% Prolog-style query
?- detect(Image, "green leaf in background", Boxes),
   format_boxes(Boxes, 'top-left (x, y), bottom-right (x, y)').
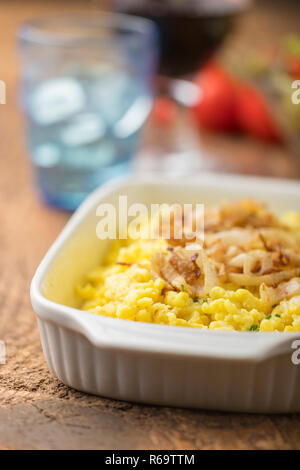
top-left (282, 34), bottom-right (300, 57)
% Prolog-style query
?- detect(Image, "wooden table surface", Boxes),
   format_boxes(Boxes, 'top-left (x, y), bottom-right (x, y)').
top-left (1, 0), bottom-right (300, 450)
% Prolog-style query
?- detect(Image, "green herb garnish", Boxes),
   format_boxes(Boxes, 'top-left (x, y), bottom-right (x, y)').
top-left (180, 284), bottom-right (185, 292)
top-left (266, 314), bottom-right (271, 319)
top-left (249, 324), bottom-right (259, 332)
top-left (275, 314), bottom-right (281, 318)
top-left (201, 298), bottom-right (208, 304)
top-left (193, 297), bottom-right (199, 303)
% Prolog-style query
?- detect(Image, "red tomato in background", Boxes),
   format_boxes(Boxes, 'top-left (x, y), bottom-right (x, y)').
top-left (235, 82), bottom-right (282, 143)
top-left (286, 57), bottom-right (300, 79)
top-left (151, 97), bottom-right (177, 126)
top-left (192, 62), bottom-right (282, 143)
top-left (192, 62), bottom-right (237, 132)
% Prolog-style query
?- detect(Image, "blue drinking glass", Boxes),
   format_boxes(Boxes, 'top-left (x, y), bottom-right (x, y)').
top-left (17, 12), bottom-right (158, 210)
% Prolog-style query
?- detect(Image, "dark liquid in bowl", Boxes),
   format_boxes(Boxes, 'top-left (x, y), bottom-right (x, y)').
top-left (116, 0), bottom-right (248, 76)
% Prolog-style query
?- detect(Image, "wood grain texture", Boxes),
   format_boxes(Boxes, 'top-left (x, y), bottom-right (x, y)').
top-left (0, 0), bottom-right (300, 450)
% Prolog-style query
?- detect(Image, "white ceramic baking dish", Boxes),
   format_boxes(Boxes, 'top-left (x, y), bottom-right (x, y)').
top-left (31, 174), bottom-right (300, 413)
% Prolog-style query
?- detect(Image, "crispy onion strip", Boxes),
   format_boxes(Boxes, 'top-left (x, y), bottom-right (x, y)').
top-left (260, 277), bottom-right (300, 304)
top-left (229, 269), bottom-right (300, 287)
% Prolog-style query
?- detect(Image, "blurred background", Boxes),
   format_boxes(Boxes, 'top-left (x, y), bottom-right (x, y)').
top-left (1, 0), bottom-right (300, 216)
